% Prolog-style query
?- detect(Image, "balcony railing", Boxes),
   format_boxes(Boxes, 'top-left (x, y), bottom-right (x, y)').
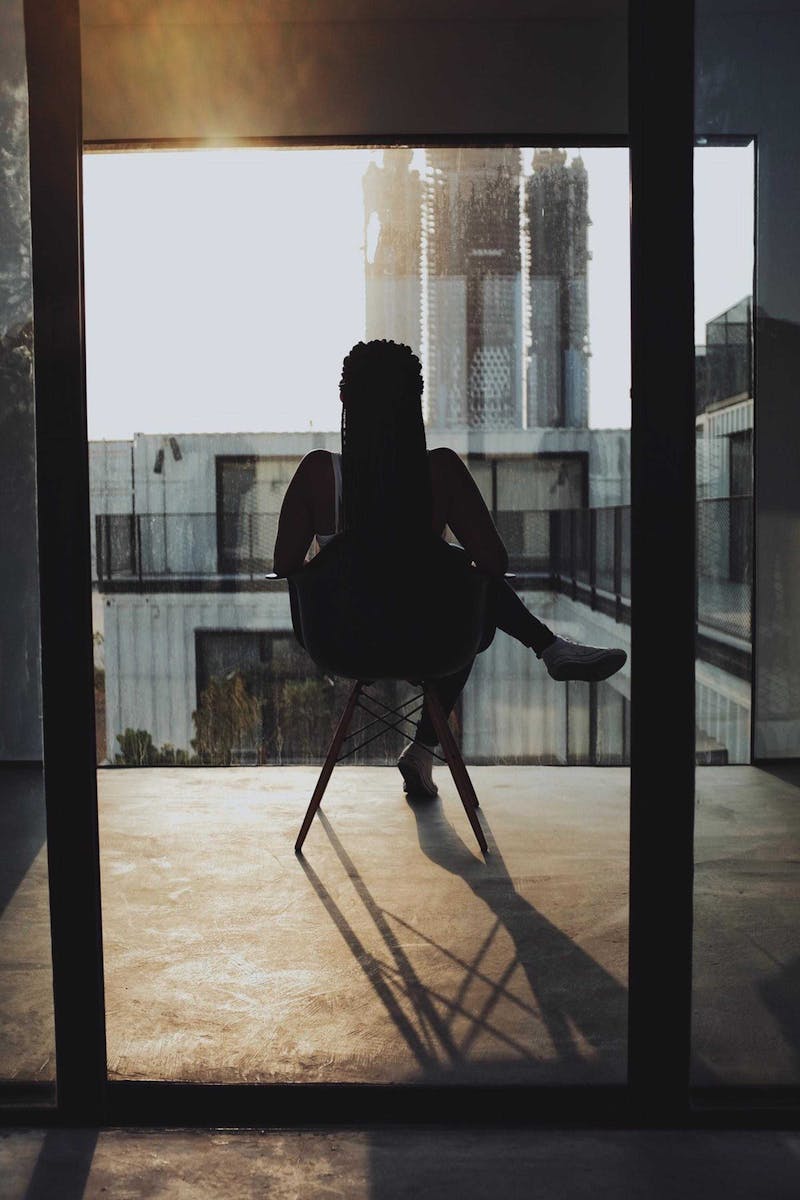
top-left (549, 506), bottom-right (632, 625)
top-left (95, 500), bottom-right (752, 646)
top-left (94, 511), bottom-right (279, 580)
top-left (696, 495), bottom-right (752, 645)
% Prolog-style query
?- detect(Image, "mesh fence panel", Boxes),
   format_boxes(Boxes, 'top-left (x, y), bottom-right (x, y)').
top-left (595, 508), bottom-right (616, 592)
top-left (574, 509), bottom-right (591, 586)
top-left (620, 508), bottom-right (631, 598)
top-left (697, 497), bottom-right (752, 641)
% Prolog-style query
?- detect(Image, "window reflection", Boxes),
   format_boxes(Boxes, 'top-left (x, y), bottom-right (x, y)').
top-left (87, 147), bottom-right (639, 769)
top-left (0, 0), bottom-right (55, 1096)
top-left (88, 145), bottom-right (634, 1088)
top-left (695, 293), bottom-right (754, 764)
top-left (86, 147), bottom-right (756, 770)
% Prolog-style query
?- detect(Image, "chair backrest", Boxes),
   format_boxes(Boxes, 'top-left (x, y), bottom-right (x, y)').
top-left (288, 533), bottom-right (490, 681)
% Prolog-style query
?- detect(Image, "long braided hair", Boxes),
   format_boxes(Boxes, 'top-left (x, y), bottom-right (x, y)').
top-left (339, 340), bottom-right (432, 542)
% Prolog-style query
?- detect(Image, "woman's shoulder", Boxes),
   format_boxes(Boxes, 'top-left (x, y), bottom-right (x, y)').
top-left (428, 445), bottom-right (461, 471)
top-left (300, 448), bottom-right (335, 466)
top-left (288, 449), bottom-right (335, 498)
top-left (428, 445), bottom-right (468, 483)
top-left (297, 447), bottom-right (336, 475)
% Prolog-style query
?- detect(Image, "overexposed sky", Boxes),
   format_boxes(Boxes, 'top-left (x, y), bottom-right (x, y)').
top-left (82, 144), bottom-right (753, 441)
top-left (83, 147), bottom-right (373, 439)
top-left (694, 144), bottom-right (755, 340)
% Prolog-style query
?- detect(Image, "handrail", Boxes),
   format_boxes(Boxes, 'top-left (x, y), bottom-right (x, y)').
top-left (93, 500), bottom-right (753, 645)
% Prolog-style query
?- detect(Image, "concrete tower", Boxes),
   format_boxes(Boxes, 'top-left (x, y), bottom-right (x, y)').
top-left (425, 148), bottom-right (523, 430)
top-left (526, 149), bottom-right (590, 428)
top-left (363, 149), bottom-right (423, 358)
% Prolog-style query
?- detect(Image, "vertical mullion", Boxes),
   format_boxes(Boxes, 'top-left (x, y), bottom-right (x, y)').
top-left (25, 0), bottom-right (108, 1121)
top-left (628, 1), bottom-right (696, 1114)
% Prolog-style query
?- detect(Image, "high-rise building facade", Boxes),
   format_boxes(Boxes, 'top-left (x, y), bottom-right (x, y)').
top-left (425, 148), bottom-right (523, 430)
top-left (361, 147), bottom-right (590, 432)
top-left (526, 149), bottom-right (590, 428)
top-left (363, 149), bottom-right (423, 358)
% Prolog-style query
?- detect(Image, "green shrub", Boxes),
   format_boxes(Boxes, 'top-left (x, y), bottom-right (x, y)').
top-left (191, 672), bottom-right (261, 766)
top-left (114, 727), bottom-right (158, 766)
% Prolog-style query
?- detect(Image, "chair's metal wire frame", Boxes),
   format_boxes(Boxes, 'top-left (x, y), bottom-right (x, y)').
top-left (294, 681), bottom-right (487, 856)
top-left (337, 690), bottom-right (432, 762)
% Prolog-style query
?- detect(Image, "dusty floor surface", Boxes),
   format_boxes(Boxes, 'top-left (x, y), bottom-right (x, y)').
top-left (1, 764), bottom-right (798, 1086)
top-left (2, 1127), bottom-right (800, 1200)
top-left (97, 765), bottom-right (630, 1086)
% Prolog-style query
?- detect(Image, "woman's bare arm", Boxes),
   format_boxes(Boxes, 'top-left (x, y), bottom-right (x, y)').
top-left (273, 452), bottom-right (323, 576)
top-left (433, 447), bottom-right (509, 576)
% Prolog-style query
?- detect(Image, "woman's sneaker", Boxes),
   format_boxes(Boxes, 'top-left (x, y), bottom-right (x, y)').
top-left (397, 741), bottom-right (438, 798)
top-left (541, 635), bottom-right (627, 683)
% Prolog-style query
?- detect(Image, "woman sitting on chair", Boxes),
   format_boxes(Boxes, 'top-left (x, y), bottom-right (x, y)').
top-left (273, 339), bottom-right (626, 798)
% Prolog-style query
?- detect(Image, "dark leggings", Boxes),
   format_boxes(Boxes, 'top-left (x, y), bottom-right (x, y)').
top-left (415, 573), bottom-right (555, 746)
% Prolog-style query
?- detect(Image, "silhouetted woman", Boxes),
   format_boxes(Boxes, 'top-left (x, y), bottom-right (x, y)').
top-left (274, 340), bottom-right (626, 797)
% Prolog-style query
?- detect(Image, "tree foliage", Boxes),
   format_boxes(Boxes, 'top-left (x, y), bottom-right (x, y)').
top-left (191, 671), bottom-right (261, 766)
top-left (114, 727), bottom-right (190, 766)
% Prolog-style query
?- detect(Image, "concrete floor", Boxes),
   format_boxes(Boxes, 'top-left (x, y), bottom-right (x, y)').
top-left (1, 764), bottom-right (799, 1087)
top-left (99, 765), bottom-right (630, 1086)
top-left (0, 767), bottom-right (54, 1086)
top-left (2, 1127), bottom-right (800, 1199)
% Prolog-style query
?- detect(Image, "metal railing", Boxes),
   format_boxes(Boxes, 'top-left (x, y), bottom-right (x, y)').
top-left (95, 512), bottom-right (279, 581)
top-left (548, 499), bottom-right (751, 644)
top-left (696, 495), bottom-right (752, 643)
top-left (548, 506), bottom-right (631, 625)
top-left (95, 501), bottom-right (752, 645)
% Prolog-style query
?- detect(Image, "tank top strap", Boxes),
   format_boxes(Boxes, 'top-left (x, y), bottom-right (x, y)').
top-left (331, 451), bottom-right (342, 532)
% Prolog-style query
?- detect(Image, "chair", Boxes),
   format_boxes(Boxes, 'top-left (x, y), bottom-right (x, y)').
top-left (274, 533), bottom-right (492, 856)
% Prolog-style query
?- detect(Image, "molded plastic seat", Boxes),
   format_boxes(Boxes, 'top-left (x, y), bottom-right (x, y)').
top-left (287, 532), bottom-right (492, 682)
top-left (283, 532), bottom-right (491, 856)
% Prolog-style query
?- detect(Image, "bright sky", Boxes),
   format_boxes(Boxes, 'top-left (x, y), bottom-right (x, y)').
top-left (693, 144), bottom-right (755, 340)
top-left (82, 144), bottom-right (753, 441)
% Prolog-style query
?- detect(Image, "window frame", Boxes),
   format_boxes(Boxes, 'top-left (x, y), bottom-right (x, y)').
top-left (13, 0), bottom-right (794, 1131)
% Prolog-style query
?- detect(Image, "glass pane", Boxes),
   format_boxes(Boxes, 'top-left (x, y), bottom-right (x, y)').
top-left (694, 0), bottom-right (800, 1088)
top-left (694, 161), bottom-right (754, 767)
top-left (0, 0), bottom-right (55, 1099)
top-left (85, 145), bottom-right (630, 1086)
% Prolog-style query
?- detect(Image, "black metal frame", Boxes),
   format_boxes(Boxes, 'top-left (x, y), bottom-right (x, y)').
top-left (86, 134), bottom-right (631, 153)
top-left (22, 0), bottom-right (107, 1125)
top-left (627, 0), bottom-right (697, 1118)
top-left (9, 0), bottom-right (797, 1131)
top-left (749, 138), bottom-right (759, 768)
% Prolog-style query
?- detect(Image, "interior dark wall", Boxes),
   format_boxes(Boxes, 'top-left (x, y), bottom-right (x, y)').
top-left (696, 2), bottom-right (800, 758)
top-left (79, 0), bottom-right (627, 141)
top-left (0, 3), bottom-right (42, 760)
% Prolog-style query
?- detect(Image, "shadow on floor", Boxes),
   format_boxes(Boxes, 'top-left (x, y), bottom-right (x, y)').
top-left (23, 1129), bottom-right (97, 1200)
top-left (755, 761), bottom-right (800, 790)
top-left (365, 1128), bottom-right (800, 1200)
top-left (408, 796), bottom-right (628, 1081)
top-left (760, 954), bottom-right (800, 1079)
top-left (298, 798), bottom-right (627, 1084)
top-left (0, 765), bottom-right (46, 920)
top-left (3, 1128), bottom-right (800, 1200)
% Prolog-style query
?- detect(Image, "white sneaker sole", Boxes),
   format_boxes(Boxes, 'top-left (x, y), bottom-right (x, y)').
top-left (397, 756), bottom-right (438, 798)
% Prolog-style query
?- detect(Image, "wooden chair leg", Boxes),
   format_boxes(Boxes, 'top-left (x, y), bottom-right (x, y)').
top-left (425, 687), bottom-right (488, 856)
top-left (295, 680), bottom-right (363, 854)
